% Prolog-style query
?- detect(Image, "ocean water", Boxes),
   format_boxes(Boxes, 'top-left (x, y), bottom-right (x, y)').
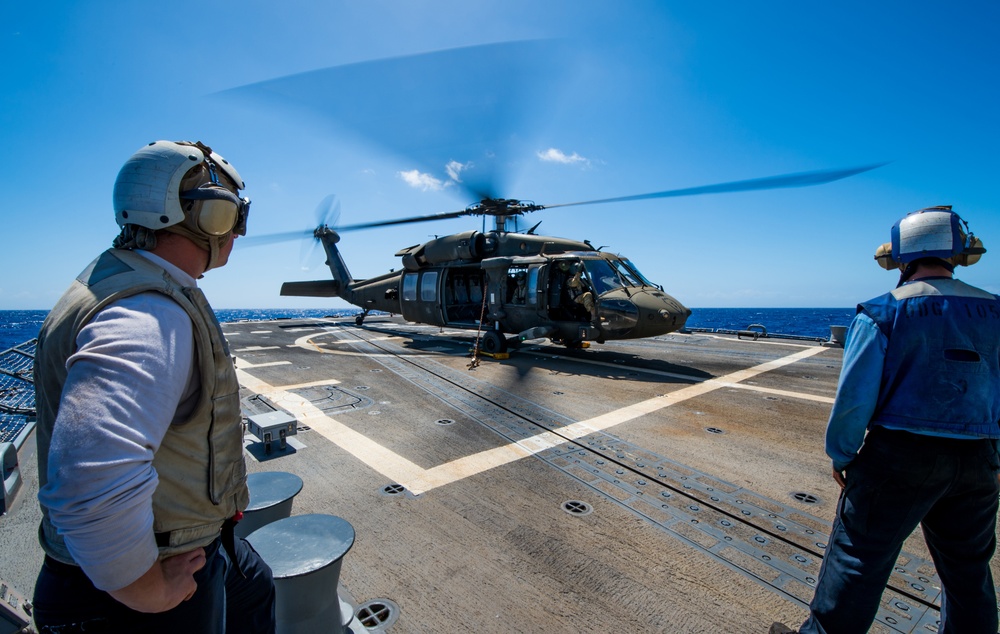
top-left (684, 307), bottom-right (855, 339)
top-left (0, 307), bottom-right (854, 352)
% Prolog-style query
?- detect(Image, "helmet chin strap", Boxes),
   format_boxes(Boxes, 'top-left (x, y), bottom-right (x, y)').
top-left (896, 258), bottom-right (955, 288)
top-left (163, 223), bottom-right (230, 273)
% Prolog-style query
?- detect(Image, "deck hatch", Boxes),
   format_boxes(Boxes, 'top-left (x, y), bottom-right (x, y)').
top-left (355, 598), bottom-right (400, 630)
top-left (561, 500), bottom-right (593, 516)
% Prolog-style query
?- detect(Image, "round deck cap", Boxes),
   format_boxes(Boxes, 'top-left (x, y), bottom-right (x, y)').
top-left (246, 472), bottom-right (304, 512)
top-left (247, 514), bottom-right (355, 578)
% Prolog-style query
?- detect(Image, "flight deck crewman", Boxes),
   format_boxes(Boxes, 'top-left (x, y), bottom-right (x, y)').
top-left (771, 206), bottom-right (1000, 634)
top-left (558, 260), bottom-right (596, 319)
top-left (31, 141), bottom-right (276, 633)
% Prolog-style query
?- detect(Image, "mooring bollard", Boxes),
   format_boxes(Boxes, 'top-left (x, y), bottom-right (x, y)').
top-left (247, 514), bottom-right (356, 634)
top-left (828, 325), bottom-right (847, 346)
top-left (0, 442), bottom-right (22, 515)
top-left (236, 471), bottom-right (304, 539)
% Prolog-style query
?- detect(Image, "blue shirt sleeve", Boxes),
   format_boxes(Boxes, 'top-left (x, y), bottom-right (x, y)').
top-left (825, 312), bottom-right (886, 471)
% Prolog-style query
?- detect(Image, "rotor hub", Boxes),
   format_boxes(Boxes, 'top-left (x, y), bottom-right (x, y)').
top-left (466, 198), bottom-right (544, 217)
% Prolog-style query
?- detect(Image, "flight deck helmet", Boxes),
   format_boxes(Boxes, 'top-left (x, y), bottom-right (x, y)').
top-left (874, 206), bottom-right (985, 271)
top-left (112, 140), bottom-right (251, 270)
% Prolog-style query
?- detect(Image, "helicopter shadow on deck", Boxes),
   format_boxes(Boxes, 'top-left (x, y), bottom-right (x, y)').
top-left (508, 345), bottom-right (714, 386)
top-left (333, 319), bottom-right (715, 387)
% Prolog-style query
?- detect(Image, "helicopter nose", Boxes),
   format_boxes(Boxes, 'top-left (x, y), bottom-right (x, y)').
top-left (658, 305), bottom-right (691, 329)
top-left (625, 290), bottom-right (690, 333)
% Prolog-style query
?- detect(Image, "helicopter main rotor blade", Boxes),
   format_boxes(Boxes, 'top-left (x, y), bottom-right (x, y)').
top-left (543, 163), bottom-right (887, 210)
top-left (240, 195), bottom-right (344, 250)
top-left (335, 208), bottom-right (471, 232)
top-left (239, 229), bottom-right (316, 247)
top-left (216, 41), bottom-right (569, 205)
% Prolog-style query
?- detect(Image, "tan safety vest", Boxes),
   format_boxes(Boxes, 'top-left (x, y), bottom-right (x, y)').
top-left (35, 249), bottom-right (249, 562)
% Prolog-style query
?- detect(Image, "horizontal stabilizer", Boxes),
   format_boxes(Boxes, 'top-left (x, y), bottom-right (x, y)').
top-left (280, 280), bottom-right (341, 297)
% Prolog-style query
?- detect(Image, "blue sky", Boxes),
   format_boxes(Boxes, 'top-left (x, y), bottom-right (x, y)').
top-left (2, 1), bottom-right (997, 310)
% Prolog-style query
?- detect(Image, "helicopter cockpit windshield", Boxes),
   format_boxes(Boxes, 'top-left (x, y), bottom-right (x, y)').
top-left (616, 259), bottom-right (659, 289)
top-left (577, 258), bottom-right (660, 296)
top-left (581, 259), bottom-right (626, 295)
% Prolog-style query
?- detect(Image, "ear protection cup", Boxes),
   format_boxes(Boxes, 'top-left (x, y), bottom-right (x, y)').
top-left (180, 184), bottom-right (247, 236)
top-left (952, 236), bottom-right (985, 267)
top-left (874, 242), bottom-right (900, 270)
top-left (193, 198), bottom-right (239, 236)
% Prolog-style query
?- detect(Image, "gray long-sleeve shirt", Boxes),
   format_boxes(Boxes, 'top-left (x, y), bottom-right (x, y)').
top-left (38, 251), bottom-right (200, 591)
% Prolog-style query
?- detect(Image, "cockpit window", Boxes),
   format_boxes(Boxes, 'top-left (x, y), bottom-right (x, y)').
top-left (610, 260), bottom-right (642, 286)
top-left (619, 259), bottom-right (658, 288)
top-left (582, 259), bottom-right (625, 295)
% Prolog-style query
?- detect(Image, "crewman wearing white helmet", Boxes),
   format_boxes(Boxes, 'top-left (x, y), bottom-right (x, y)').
top-left (772, 207), bottom-right (1000, 634)
top-left (31, 141), bottom-right (276, 632)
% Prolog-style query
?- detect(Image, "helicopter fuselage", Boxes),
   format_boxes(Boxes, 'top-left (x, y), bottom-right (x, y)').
top-left (281, 227), bottom-right (691, 351)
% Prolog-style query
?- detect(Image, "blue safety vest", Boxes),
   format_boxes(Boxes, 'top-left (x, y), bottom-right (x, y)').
top-left (859, 277), bottom-right (1000, 438)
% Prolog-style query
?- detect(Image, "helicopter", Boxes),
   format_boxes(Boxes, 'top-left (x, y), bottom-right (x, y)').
top-left (223, 42), bottom-right (882, 353)
top-left (277, 165), bottom-right (880, 354)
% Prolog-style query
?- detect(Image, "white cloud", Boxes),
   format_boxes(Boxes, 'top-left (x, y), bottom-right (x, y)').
top-left (537, 147), bottom-right (589, 166)
top-left (398, 169), bottom-right (445, 191)
top-left (445, 160), bottom-right (470, 183)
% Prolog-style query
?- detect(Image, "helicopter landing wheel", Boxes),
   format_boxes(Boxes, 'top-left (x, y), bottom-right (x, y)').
top-left (481, 330), bottom-right (508, 355)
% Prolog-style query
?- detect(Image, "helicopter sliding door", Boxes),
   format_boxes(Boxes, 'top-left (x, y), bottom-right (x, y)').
top-left (444, 267), bottom-right (484, 325)
top-left (399, 270), bottom-right (448, 326)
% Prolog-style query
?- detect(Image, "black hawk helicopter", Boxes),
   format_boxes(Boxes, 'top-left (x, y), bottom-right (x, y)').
top-left (224, 42), bottom-right (882, 353)
top-left (276, 165), bottom-right (879, 354)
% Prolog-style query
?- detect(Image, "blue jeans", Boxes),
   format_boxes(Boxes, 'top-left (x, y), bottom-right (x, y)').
top-left (801, 427), bottom-right (1000, 634)
top-left (32, 536), bottom-right (275, 633)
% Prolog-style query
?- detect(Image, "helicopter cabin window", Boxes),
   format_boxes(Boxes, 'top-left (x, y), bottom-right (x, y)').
top-left (526, 267), bottom-right (539, 305)
top-left (402, 273), bottom-right (419, 301)
top-left (421, 271), bottom-right (439, 301)
top-left (506, 266), bottom-right (529, 304)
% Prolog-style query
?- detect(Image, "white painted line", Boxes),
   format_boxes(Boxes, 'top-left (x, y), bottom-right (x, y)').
top-left (724, 382), bottom-right (834, 404)
top-left (290, 332), bottom-right (398, 353)
top-left (564, 346), bottom-right (829, 434)
top-left (237, 361), bottom-right (292, 369)
top-left (233, 346), bottom-right (282, 352)
top-left (529, 346), bottom-right (833, 403)
top-left (235, 365), bottom-right (424, 486)
top-left (274, 378), bottom-right (343, 391)
top-left (235, 346), bottom-right (830, 496)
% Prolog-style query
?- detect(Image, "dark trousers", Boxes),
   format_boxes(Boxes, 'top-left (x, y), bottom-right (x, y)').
top-left (801, 427), bottom-right (1000, 634)
top-left (32, 536), bottom-right (275, 634)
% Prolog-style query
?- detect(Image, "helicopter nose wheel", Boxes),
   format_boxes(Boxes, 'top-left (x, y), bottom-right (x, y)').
top-left (481, 330), bottom-right (508, 354)
top-left (355, 309), bottom-right (370, 326)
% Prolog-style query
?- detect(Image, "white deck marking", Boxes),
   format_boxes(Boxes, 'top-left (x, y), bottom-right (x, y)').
top-left (235, 345), bottom-right (829, 495)
top-left (236, 360), bottom-right (292, 369)
top-left (233, 345), bottom-right (281, 352)
top-left (274, 378), bottom-right (343, 391)
top-left (236, 368), bottom-right (425, 486)
top-left (724, 382), bottom-right (834, 404)
top-left (528, 346), bottom-right (833, 403)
